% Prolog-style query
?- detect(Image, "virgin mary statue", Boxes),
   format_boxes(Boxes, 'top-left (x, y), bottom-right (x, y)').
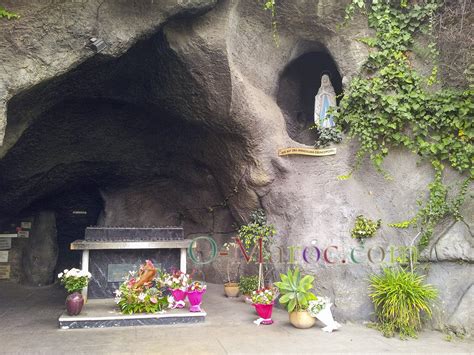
top-left (314, 74), bottom-right (337, 128)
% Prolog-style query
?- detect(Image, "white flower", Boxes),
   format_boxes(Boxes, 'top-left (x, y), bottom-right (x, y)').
top-left (67, 268), bottom-right (80, 277)
top-left (138, 293), bottom-right (146, 302)
top-left (114, 297), bottom-right (121, 304)
top-left (114, 290), bottom-right (122, 297)
top-left (58, 272), bottom-right (63, 278)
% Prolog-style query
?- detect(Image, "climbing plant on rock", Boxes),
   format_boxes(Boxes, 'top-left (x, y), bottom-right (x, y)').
top-left (337, 0), bottom-right (472, 177)
top-left (335, 0), bottom-right (473, 249)
top-left (261, 0), bottom-right (279, 45)
top-left (260, 0), bottom-right (473, 249)
top-left (0, 6), bottom-right (19, 20)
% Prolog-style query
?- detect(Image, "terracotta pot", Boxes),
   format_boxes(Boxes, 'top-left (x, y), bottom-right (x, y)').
top-left (224, 282), bottom-right (239, 297)
top-left (66, 292), bottom-right (84, 316)
top-left (289, 310), bottom-right (315, 329)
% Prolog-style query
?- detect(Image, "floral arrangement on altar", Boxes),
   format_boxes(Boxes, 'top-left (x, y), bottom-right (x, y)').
top-left (187, 280), bottom-right (207, 312)
top-left (188, 281), bottom-right (206, 292)
top-left (163, 270), bottom-right (191, 291)
top-left (58, 268), bottom-right (92, 293)
top-left (251, 287), bottom-right (277, 305)
top-left (114, 260), bottom-right (169, 314)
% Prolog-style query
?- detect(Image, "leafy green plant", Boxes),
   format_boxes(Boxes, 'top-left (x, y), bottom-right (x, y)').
top-left (310, 125), bottom-right (343, 148)
top-left (336, 1), bottom-right (473, 249)
top-left (390, 162), bottom-right (471, 249)
top-left (0, 6), bottom-right (19, 20)
top-left (238, 209), bottom-right (276, 289)
top-left (274, 268), bottom-right (317, 312)
top-left (261, 0), bottom-right (278, 46)
top-left (351, 215), bottom-right (381, 241)
top-left (237, 209), bottom-right (276, 261)
top-left (369, 267), bottom-right (438, 339)
top-left (239, 275), bottom-right (260, 295)
top-left (222, 241), bottom-right (241, 283)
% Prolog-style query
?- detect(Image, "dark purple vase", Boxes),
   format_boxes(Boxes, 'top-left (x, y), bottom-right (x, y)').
top-left (66, 292), bottom-right (84, 316)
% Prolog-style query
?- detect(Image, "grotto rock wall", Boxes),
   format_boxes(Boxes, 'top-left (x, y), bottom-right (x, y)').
top-left (23, 210), bottom-right (58, 286)
top-left (0, 0), bottom-right (472, 333)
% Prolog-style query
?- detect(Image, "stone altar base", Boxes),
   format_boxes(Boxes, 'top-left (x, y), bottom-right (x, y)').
top-left (58, 299), bottom-right (206, 329)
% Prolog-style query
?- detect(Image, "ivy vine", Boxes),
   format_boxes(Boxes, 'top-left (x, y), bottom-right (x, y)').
top-left (389, 161), bottom-right (470, 249)
top-left (0, 6), bottom-right (19, 20)
top-left (336, 0), bottom-right (473, 249)
top-left (351, 215), bottom-right (382, 241)
top-left (261, 0), bottom-right (279, 46)
top-left (261, 0), bottom-right (473, 249)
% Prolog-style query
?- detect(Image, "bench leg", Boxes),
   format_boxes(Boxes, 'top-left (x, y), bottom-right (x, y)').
top-left (81, 250), bottom-right (89, 302)
top-left (180, 248), bottom-right (187, 273)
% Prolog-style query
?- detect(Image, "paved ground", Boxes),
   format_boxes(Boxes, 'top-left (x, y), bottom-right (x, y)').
top-left (0, 281), bottom-right (471, 354)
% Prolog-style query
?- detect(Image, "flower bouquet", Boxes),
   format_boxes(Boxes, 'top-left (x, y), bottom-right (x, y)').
top-left (163, 270), bottom-right (191, 309)
top-left (251, 287), bottom-right (278, 325)
top-left (308, 297), bottom-right (341, 332)
top-left (58, 268), bottom-right (92, 316)
top-left (58, 268), bottom-right (92, 293)
top-left (187, 281), bottom-right (206, 312)
top-left (115, 260), bottom-right (168, 314)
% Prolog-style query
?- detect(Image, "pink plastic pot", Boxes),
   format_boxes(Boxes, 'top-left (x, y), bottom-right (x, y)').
top-left (186, 289), bottom-right (206, 312)
top-left (170, 288), bottom-right (186, 308)
top-left (253, 302), bottom-right (274, 325)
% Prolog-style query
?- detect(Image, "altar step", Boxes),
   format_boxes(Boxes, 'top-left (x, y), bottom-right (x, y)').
top-left (58, 299), bottom-right (206, 329)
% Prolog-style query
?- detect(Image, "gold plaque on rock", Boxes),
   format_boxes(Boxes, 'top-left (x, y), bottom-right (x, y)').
top-left (278, 147), bottom-right (337, 156)
top-left (0, 264), bottom-right (11, 279)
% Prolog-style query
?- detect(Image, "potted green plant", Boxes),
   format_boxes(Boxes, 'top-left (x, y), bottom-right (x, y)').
top-left (58, 268), bottom-right (92, 316)
top-left (222, 241), bottom-right (241, 297)
top-left (369, 267), bottom-right (438, 339)
top-left (274, 268), bottom-right (317, 329)
top-left (237, 209), bottom-right (276, 289)
top-left (239, 275), bottom-right (259, 302)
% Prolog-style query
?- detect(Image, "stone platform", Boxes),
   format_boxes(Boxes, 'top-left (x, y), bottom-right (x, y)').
top-left (58, 299), bottom-right (206, 329)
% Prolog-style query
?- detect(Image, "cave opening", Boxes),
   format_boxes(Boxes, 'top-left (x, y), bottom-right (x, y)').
top-left (277, 51), bottom-right (343, 145)
top-left (0, 30), bottom-right (243, 286)
top-left (40, 185), bottom-right (104, 278)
